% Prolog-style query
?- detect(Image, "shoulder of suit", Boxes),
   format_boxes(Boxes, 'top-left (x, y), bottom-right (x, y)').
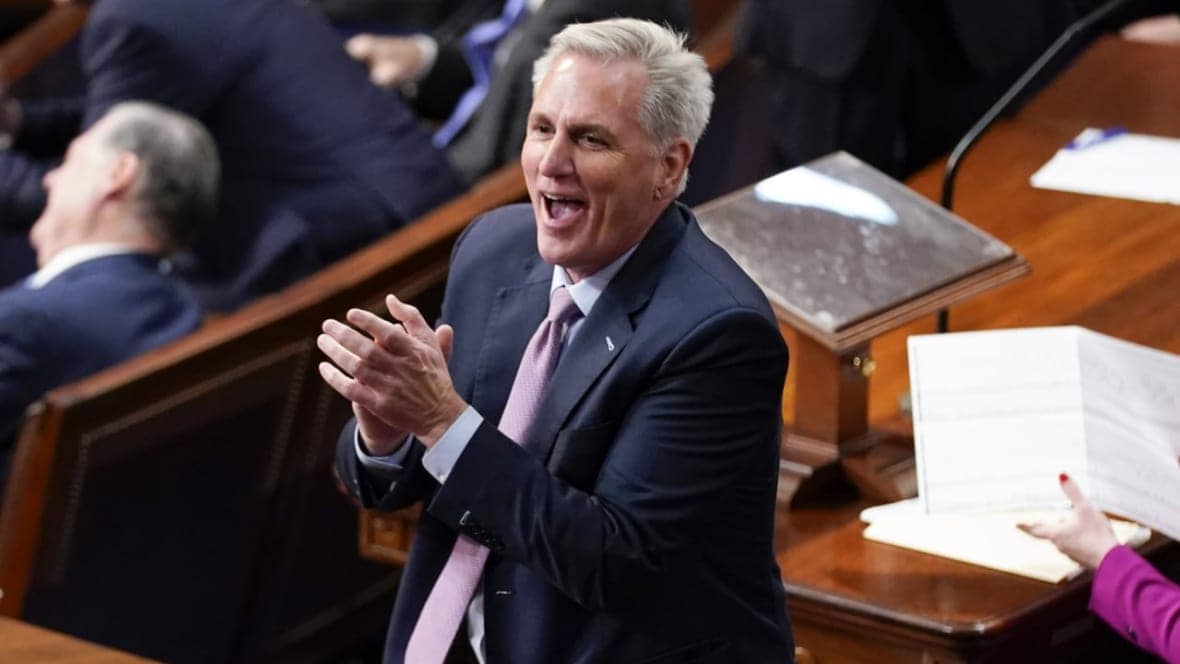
top-left (456, 203), bottom-right (537, 257)
top-left (0, 289), bottom-right (53, 348)
top-left (668, 218), bottom-right (774, 312)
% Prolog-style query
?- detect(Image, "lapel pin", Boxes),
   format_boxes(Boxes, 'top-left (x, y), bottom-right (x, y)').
top-left (605, 336), bottom-right (615, 352)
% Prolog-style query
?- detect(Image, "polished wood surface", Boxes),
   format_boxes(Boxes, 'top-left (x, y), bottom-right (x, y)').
top-left (779, 35), bottom-right (1180, 663)
top-left (0, 617), bottom-right (155, 663)
top-left (864, 36), bottom-right (1180, 426)
top-left (695, 152), bottom-right (1029, 352)
top-left (0, 2), bottom-right (86, 84)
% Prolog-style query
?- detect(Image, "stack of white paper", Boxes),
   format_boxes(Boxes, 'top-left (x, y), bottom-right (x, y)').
top-left (1030, 128), bottom-right (1180, 204)
top-left (863, 326), bottom-right (1180, 583)
top-left (861, 499), bottom-right (1150, 583)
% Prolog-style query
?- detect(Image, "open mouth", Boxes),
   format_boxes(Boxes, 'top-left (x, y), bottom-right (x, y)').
top-left (542, 193), bottom-right (587, 226)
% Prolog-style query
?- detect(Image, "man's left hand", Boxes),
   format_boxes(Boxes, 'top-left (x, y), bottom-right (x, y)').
top-left (317, 294), bottom-right (467, 447)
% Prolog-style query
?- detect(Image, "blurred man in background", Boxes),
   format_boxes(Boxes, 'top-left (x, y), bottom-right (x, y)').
top-left (0, 101), bottom-right (215, 484)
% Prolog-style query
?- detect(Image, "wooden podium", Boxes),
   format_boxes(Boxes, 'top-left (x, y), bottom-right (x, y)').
top-left (695, 152), bottom-right (1030, 505)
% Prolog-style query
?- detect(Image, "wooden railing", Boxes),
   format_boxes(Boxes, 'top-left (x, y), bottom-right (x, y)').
top-left (0, 2), bottom-right (86, 84)
top-left (0, 162), bottom-right (526, 662)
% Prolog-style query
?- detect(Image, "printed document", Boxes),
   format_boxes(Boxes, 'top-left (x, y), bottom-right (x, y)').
top-left (909, 326), bottom-right (1180, 541)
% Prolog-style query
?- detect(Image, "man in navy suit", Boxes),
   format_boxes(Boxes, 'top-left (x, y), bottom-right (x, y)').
top-left (0, 101), bottom-right (212, 485)
top-left (0, 0), bottom-right (462, 309)
top-left (319, 19), bottom-right (794, 664)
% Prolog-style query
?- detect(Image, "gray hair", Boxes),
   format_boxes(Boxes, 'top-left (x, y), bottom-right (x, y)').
top-left (97, 101), bottom-right (220, 252)
top-left (532, 18), bottom-right (713, 195)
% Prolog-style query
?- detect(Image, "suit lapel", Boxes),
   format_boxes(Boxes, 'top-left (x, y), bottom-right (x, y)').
top-left (523, 203), bottom-right (689, 462)
top-left (470, 256), bottom-right (551, 426)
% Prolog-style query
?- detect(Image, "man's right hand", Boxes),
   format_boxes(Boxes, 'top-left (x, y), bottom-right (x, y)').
top-left (345, 34), bottom-right (428, 88)
top-left (318, 297), bottom-right (457, 456)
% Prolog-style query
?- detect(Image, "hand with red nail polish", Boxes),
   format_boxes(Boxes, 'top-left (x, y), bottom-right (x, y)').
top-left (1017, 473), bottom-right (1119, 569)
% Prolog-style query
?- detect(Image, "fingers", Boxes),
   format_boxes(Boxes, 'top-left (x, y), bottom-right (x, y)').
top-left (437, 324), bottom-right (454, 362)
top-left (347, 308), bottom-right (414, 351)
top-left (369, 61), bottom-right (402, 87)
top-left (1017, 521), bottom-right (1055, 540)
top-left (1058, 472), bottom-right (1090, 510)
top-left (318, 361), bottom-right (377, 409)
top-left (328, 299), bottom-right (445, 359)
top-left (386, 294), bottom-right (434, 343)
top-left (345, 34), bottom-right (376, 61)
top-left (320, 318), bottom-right (375, 358)
top-left (318, 318), bottom-right (401, 383)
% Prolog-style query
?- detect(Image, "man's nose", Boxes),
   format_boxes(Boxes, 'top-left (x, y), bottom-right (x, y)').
top-left (538, 135), bottom-right (574, 178)
top-left (42, 168), bottom-right (58, 191)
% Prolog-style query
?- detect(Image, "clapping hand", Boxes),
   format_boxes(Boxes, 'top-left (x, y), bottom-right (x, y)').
top-left (317, 294), bottom-right (466, 452)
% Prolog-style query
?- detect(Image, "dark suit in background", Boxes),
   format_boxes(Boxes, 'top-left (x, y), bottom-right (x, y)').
top-left (0, 0), bottom-right (462, 309)
top-left (734, 0), bottom-right (1088, 178)
top-left (439, 0), bottom-right (690, 184)
top-left (0, 253), bottom-right (201, 484)
top-left (337, 203), bottom-right (793, 663)
top-left (311, 0), bottom-right (472, 33)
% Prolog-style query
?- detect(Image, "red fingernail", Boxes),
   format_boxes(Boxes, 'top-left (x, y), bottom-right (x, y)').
top-left (1059, 472), bottom-right (1069, 483)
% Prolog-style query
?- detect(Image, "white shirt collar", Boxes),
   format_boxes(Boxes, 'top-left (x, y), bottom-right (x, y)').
top-left (549, 244), bottom-right (639, 318)
top-left (27, 244), bottom-right (152, 289)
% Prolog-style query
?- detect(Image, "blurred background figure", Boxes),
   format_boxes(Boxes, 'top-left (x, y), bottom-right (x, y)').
top-left (0, 101), bottom-right (215, 485)
top-left (343, 0), bottom-right (690, 185)
top-left (0, 0), bottom-right (462, 310)
top-left (1021, 474), bottom-right (1180, 663)
top-left (310, 0), bottom-right (474, 35)
top-left (733, 0), bottom-right (1091, 180)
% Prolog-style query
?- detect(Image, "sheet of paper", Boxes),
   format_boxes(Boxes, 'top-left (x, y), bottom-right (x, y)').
top-left (909, 327), bottom-right (1089, 513)
top-left (1078, 330), bottom-right (1180, 541)
top-left (910, 326), bottom-right (1180, 542)
top-left (859, 497), bottom-right (922, 523)
top-left (1030, 129), bottom-right (1180, 204)
top-left (863, 510), bottom-right (1151, 583)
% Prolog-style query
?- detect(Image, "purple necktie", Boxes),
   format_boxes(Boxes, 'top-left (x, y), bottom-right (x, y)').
top-left (432, 0), bottom-right (530, 148)
top-left (404, 286), bottom-right (580, 663)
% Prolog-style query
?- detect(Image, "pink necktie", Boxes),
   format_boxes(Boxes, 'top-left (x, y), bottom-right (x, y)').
top-left (404, 286), bottom-right (580, 663)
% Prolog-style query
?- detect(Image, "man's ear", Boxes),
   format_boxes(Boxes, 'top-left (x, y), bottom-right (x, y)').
top-left (655, 138), bottom-right (692, 201)
top-left (103, 152), bottom-right (140, 200)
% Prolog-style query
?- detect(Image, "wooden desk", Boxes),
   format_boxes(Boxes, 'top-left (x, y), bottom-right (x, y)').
top-left (780, 35), bottom-right (1180, 663)
top-left (0, 617), bottom-right (154, 663)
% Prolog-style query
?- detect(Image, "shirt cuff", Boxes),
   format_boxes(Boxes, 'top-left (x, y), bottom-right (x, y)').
top-left (355, 428), bottom-right (412, 472)
top-left (422, 405), bottom-right (483, 484)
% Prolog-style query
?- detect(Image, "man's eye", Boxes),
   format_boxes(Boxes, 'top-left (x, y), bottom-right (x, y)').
top-left (581, 134), bottom-right (606, 147)
top-left (531, 123), bottom-right (553, 135)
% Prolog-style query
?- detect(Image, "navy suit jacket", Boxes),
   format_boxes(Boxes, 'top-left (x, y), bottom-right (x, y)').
top-left (337, 203), bottom-right (794, 663)
top-left (0, 253), bottom-right (202, 482)
top-left (0, 0), bottom-right (462, 310)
